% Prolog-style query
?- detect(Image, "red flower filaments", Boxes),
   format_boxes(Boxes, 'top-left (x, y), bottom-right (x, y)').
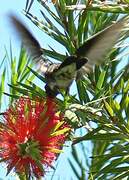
top-left (0, 97), bottom-right (69, 178)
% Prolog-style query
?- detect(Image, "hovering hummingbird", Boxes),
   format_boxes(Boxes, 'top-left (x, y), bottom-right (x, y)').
top-left (10, 15), bottom-right (129, 97)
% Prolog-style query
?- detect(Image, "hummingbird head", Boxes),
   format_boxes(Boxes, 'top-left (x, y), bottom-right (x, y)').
top-left (76, 57), bottom-right (88, 70)
top-left (58, 55), bottom-right (88, 71)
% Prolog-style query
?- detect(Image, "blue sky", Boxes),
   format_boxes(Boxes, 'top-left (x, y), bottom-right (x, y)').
top-left (0, 1), bottom-right (27, 177)
top-left (0, 0), bottom-right (24, 56)
top-left (0, 0), bottom-right (67, 58)
top-left (0, 0), bottom-right (53, 57)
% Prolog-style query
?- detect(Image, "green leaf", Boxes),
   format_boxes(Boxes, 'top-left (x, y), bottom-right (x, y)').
top-left (96, 70), bottom-right (106, 93)
top-left (104, 101), bottom-right (114, 117)
top-left (0, 69), bottom-right (6, 109)
top-left (51, 127), bottom-right (70, 137)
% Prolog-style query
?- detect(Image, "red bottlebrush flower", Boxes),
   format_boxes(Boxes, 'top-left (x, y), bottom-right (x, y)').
top-left (0, 97), bottom-right (69, 178)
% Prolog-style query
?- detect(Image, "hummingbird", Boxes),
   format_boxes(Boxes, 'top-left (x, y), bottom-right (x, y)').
top-left (9, 15), bottom-right (129, 97)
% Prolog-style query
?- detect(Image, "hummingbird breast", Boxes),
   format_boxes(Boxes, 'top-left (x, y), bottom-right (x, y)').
top-left (45, 62), bottom-right (77, 92)
top-left (46, 71), bottom-right (76, 90)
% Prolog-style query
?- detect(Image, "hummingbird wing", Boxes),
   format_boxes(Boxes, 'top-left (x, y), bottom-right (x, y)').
top-left (9, 14), bottom-right (53, 74)
top-left (76, 16), bottom-right (129, 74)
